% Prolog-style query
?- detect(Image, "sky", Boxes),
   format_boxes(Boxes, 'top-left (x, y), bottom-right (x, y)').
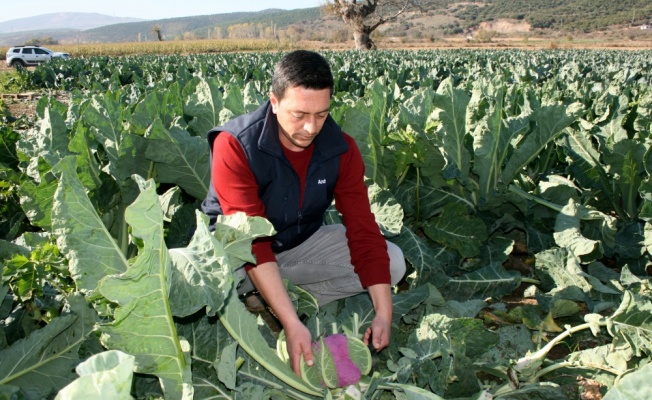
top-left (0, 0), bottom-right (323, 23)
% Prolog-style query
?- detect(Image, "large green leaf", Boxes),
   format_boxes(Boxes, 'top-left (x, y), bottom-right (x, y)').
top-left (19, 158), bottom-right (58, 230)
top-left (392, 173), bottom-right (453, 222)
top-left (0, 124), bottom-right (19, 171)
top-left (37, 105), bottom-right (70, 159)
top-left (51, 156), bottom-right (129, 294)
top-left (68, 123), bottom-right (103, 191)
top-left (130, 84), bottom-right (185, 136)
top-left (479, 324), bottom-right (534, 365)
top-left (144, 118), bottom-right (210, 200)
top-left (221, 78), bottom-right (246, 118)
top-left (0, 295), bottom-right (98, 399)
top-left (389, 88), bottom-right (436, 134)
top-left (603, 139), bottom-right (647, 221)
top-left (242, 80), bottom-right (266, 113)
top-left (415, 315), bottom-right (498, 359)
top-left (471, 81), bottom-right (530, 201)
top-left (168, 211), bottom-right (233, 318)
top-left (216, 340), bottom-right (238, 390)
top-left (341, 79), bottom-right (395, 187)
top-left (560, 126), bottom-right (629, 221)
top-left (566, 343), bottom-right (631, 381)
top-left (633, 88), bottom-right (651, 139)
top-left (593, 87), bottom-right (630, 144)
top-left (442, 263), bottom-right (521, 302)
top-left (174, 313), bottom-right (235, 397)
top-left (534, 248), bottom-right (592, 301)
top-left (212, 212), bottom-right (276, 268)
top-left (603, 362), bottom-right (652, 400)
top-left (561, 126), bottom-right (606, 190)
top-left (81, 93), bottom-right (151, 182)
top-left (175, 312), bottom-right (233, 367)
top-left (611, 291), bottom-right (652, 358)
top-left (554, 199), bottom-right (603, 261)
top-left (392, 284), bottom-right (432, 324)
top-left (423, 203), bottom-right (488, 258)
top-left (182, 76), bottom-right (224, 137)
top-left (55, 350), bottom-right (135, 400)
top-left (393, 383), bottom-right (446, 399)
top-left (221, 79), bottom-right (264, 118)
top-left (501, 102), bottom-right (584, 185)
top-left (16, 99), bottom-right (70, 168)
top-left (433, 77), bottom-right (471, 180)
top-left (405, 313), bottom-right (495, 396)
top-left (613, 221), bottom-right (647, 259)
top-left (218, 287), bottom-right (324, 396)
top-left (98, 175), bottom-right (193, 400)
top-left (367, 179), bottom-right (404, 236)
top-left (80, 93), bottom-right (125, 174)
top-left (336, 294), bottom-right (376, 338)
top-left (391, 226), bottom-right (450, 289)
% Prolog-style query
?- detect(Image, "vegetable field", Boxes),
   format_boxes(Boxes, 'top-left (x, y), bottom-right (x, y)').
top-left (1, 49), bottom-right (652, 399)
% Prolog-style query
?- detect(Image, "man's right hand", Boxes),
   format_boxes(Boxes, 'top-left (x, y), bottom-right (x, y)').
top-left (284, 319), bottom-right (314, 375)
top-left (246, 261), bottom-right (314, 375)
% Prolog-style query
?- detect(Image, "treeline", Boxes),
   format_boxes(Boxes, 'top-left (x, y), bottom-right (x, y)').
top-left (79, 12), bottom-right (255, 43)
top-left (450, 0), bottom-right (652, 31)
top-left (22, 36), bottom-right (58, 46)
top-left (67, 8), bottom-right (322, 43)
top-left (208, 8), bottom-right (322, 40)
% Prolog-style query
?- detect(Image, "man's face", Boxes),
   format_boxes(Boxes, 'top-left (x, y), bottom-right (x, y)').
top-left (270, 86), bottom-right (331, 152)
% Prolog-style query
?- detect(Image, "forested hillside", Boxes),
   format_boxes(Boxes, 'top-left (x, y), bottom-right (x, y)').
top-left (1, 0), bottom-right (651, 46)
top-left (0, 8), bottom-right (322, 45)
top-left (57, 0), bottom-right (652, 43)
top-left (449, 0), bottom-right (652, 31)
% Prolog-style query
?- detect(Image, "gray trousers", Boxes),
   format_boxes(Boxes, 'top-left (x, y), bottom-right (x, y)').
top-left (236, 224), bottom-right (406, 306)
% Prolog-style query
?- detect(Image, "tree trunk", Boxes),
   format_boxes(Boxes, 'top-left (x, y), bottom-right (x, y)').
top-left (353, 26), bottom-right (376, 50)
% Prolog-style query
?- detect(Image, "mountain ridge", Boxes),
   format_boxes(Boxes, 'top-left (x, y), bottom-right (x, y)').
top-left (0, 9), bottom-right (319, 46)
top-left (0, 12), bottom-right (144, 33)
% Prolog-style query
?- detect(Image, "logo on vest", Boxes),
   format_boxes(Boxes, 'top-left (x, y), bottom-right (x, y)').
top-left (317, 179), bottom-right (327, 185)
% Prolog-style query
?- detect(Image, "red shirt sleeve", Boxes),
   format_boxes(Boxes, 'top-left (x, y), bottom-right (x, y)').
top-left (335, 133), bottom-right (391, 287)
top-left (211, 133), bottom-right (276, 267)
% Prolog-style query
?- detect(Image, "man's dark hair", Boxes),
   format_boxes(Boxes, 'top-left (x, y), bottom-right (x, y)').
top-left (271, 50), bottom-right (334, 100)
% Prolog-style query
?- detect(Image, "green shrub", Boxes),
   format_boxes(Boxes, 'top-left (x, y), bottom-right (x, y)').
top-left (0, 70), bottom-right (28, 94)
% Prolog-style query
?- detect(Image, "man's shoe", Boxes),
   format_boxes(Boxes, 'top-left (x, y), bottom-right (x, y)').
top-left (242, 292), bottom-right (282, 334)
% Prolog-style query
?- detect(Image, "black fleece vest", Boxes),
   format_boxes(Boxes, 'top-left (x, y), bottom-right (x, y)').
top-left (201, 101), bottom-right (348, 253)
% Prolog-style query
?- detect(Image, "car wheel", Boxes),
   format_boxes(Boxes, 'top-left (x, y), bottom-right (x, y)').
top-left (11, 59), bottom-right (26, 69)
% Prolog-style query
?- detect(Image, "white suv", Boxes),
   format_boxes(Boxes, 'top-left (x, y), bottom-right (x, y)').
top-left (5, 45), bottom-right (71, 68)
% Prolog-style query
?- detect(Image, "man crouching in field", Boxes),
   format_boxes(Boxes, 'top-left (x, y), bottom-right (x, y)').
top-left (202, 49), bottom-right (406, 375)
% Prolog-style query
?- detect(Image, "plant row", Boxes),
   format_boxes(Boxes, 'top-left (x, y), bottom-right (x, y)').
top-left (1, 49), bottom-right (651, 399)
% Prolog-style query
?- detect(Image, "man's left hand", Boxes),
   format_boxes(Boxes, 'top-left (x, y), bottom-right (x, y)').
top-left (364, 313), bottom-right (391, 351)
top-left (365, 283), bottom-right (393, 351)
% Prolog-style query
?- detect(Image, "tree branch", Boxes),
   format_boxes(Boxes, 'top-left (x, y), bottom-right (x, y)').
top-left (325, 0), bottom-right (435, 50)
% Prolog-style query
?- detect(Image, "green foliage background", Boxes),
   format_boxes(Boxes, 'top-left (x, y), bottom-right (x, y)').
top-left (1, 49), bottom-right (652, 399)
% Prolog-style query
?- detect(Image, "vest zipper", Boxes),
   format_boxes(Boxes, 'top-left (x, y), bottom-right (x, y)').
top-left (283, 195), bottom-right (288, 223)
top-left (297, 210), bottom-right (302, 234)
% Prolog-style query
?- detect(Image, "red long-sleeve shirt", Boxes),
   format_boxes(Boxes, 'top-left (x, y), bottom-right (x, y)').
top-left (211, 131), bottom-right (390, 288)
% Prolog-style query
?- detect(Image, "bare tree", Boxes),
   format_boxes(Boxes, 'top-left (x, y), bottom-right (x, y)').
top-left (151, 25), bottom-right (163, 41)
top-left (324, 0), bottom-right (436, 50)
